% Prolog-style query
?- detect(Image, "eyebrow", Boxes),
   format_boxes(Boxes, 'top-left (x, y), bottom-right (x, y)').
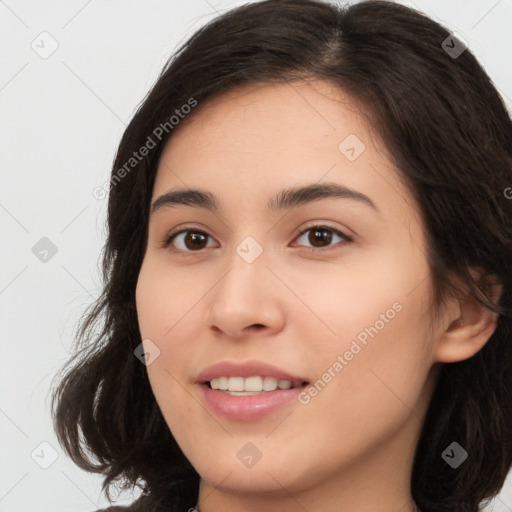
top-left (151, 182), bottom-right (378, 215)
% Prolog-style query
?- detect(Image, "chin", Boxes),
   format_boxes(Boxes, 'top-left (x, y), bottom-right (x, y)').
top-left (195, 454), bottom-right (318, 495)
top-left (200, 468), bottom-right (295, 494)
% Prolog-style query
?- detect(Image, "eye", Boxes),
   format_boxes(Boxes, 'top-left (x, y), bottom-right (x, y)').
top-left (292, 224), bottom-right (352, 250)
top-left (162, 224), bottom-right (352, 254)
top-left (163, 227), bottom-right (218, 252)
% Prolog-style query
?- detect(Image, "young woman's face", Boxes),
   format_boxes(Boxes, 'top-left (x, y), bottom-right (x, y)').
top-left (136, 80), bottom-right (445, 507)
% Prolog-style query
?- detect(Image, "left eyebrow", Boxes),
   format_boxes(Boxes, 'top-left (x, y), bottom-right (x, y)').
top-left (267, 182), bottom-right (378, 212)
top-left (150, 182), bottom-right (378, 215)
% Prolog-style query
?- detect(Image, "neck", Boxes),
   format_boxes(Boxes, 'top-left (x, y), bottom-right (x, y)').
top-left (194, 501), bottom-right (420, 512)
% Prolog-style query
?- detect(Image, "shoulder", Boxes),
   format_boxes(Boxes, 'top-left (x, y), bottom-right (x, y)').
top-left (91, 494), bottom-right (152, 512)
top-left (90, 490), bottom-right (193, 511)
top-left (93, 502), bottom-right (140, 511)
top-left (93, 507), bottom-right (132, 512)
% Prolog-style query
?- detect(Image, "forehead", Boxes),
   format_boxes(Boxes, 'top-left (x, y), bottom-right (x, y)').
top-left (152, 79), bottom-right (417, 226)
top-left (160, 79), bottom-right (375, 162)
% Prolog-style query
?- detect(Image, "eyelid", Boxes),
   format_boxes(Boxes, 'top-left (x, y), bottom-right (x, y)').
top-left (162, 222), bottom-right (352, 252)
top-left (291, 222), bottom-right (353, 250)
top-left (293, 221), bottom-right (352, 240)
top-left (162, 224), bottom-right (217, 250)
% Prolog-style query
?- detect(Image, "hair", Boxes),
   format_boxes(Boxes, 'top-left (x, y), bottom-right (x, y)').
top-left (50, 1), bottom-right (512, 511)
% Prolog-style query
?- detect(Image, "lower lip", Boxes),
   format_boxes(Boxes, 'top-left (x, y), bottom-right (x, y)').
top-left (200, 383), bottom-right (305, 421)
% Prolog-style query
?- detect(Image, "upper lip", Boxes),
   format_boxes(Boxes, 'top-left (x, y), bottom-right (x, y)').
top-left (196, 360), bottom-right (308, 387)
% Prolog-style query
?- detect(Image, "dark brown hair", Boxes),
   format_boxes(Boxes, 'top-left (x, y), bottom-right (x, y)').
top-left (51, 1), bottom-right (512, 511)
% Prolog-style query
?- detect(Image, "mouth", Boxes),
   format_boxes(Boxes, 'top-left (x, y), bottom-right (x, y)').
top-left (204, 376), bottom-right (309, 395)
top-left (196, 360), bottom-right (310, 421)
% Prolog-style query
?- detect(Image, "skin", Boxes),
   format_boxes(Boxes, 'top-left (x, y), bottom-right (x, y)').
top-left (135, 79), bottom-right (499, 512)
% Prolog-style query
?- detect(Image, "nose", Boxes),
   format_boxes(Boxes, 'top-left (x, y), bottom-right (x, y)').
top-left (206, 245), bottom-right (285, 340)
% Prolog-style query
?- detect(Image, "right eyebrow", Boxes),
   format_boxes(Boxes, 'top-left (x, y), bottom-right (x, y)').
top-left (151, 189), bottom-right (219, 214)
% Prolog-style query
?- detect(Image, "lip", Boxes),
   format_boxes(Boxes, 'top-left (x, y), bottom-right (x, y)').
top-left (196, 360), bottom-right (309, 421)
top-left (196, 360), bottom-right (307, 387)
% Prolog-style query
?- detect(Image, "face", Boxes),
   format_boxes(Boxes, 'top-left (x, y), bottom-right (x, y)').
top-left (135, 79), bottom-right (443, 506)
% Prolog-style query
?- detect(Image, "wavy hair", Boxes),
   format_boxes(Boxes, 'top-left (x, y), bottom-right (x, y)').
top-left (51, 1), bottom-right (512, 511)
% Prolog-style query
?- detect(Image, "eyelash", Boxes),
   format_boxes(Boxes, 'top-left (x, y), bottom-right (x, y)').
top-left (162, 224), bottom-right (353, 254)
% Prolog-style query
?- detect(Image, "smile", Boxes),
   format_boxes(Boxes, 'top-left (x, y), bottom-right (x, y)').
top-left (197, 361), bottom-right (309, 421)
top-left (209, 376), bottom-right (299, 394)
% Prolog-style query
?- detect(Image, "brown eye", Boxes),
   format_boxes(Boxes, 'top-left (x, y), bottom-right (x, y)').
top-left (165, 229), bottom-right (218, 251)
top-left (308, 228), bottom-right (333, 247)
top-left (294, 225), bottom-right (351, 250)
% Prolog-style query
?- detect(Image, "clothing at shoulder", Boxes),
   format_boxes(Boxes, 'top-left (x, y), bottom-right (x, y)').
top-left (91, 491), bottom-right (192, 512)
top-left (92, 494), bottom-right (150, 512)
top-left (94, 507), bottom-right (132, 512)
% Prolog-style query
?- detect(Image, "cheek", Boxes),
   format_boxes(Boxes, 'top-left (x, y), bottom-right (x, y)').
top-left (290, 246), bottom-right (429, 343)
top-left (291, 297), bottom-right (432, 476)
top-left (295, 247), bottom-right (433, 403)
top-left (135, 257), bottom-right (208, 397)
top-left (135, 257), bottom-right (206, 341)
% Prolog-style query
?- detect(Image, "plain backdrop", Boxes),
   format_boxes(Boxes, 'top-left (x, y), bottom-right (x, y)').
top-left (1, 1), bottom-right (511, 511)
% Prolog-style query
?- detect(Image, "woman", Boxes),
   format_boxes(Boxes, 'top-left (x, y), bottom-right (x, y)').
top-left (51, 1), bottom-right (512, 511)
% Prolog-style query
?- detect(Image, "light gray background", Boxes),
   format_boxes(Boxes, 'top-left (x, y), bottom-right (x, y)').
top-left (1, 1), bottom-right (511, 511)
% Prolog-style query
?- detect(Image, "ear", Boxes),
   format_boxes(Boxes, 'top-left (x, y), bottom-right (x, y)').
top-left (434, 271), bottom-right (502, 364)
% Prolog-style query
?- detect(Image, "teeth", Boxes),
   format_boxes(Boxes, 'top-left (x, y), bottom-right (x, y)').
top-left (245, 376), bottom-right (263, 391)
top-left (228, 376), bottom-right (244, 391)
top-left (278, 380), bottom-right (292, 389)
top-left (218, 377), bottom-right (228, 390)
top-left (209, 376), bottom-right (295, 392)
top-left (263, 376), bottom-right (278, 391)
